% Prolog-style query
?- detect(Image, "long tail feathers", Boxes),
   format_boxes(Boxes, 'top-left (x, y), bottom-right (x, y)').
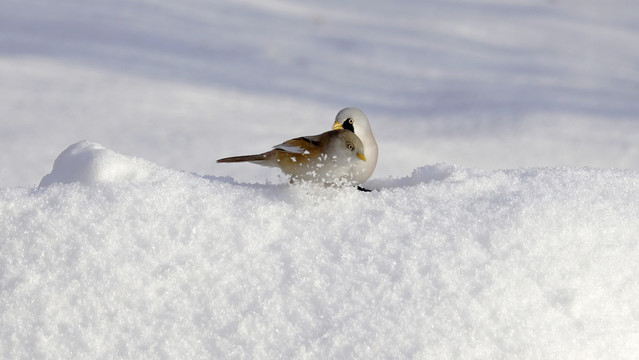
top-left (217, 153), bottom-right (268, 163)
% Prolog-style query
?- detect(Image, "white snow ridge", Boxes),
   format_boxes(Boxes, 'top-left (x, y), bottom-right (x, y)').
top-left (2, 142), bottom-right (639, 358)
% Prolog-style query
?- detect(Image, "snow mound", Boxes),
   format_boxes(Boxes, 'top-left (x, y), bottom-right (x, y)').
top-left (39, 141), bottom-right (172, 187)
top-left (2, 142), bottom-right (639, 359)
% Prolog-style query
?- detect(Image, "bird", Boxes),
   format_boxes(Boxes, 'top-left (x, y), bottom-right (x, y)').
top-left (331, 107), bottom-right (378, 184)
top-left (217, 128), bottom-right (368, 186)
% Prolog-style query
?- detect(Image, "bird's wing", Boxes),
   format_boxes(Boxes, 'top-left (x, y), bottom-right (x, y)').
top-left (272, 136), bottom-right (322, 155)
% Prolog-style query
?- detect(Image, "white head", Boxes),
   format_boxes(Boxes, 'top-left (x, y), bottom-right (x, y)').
top-left (331, 107), bottom-right (378, 183)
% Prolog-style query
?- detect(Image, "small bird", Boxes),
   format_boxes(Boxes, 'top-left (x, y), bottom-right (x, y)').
top-left (217, 129), bottom-right (368, 186)
top-left (331, 107), bottom-right (378, 184)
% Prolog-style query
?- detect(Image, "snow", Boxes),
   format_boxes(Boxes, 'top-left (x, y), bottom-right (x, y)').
top-left (3, 144), bottom-right (639, 358)
top-left (38, 141), bottom-right (170, 187)
top-left (2, 0), bottom-right (639, 358)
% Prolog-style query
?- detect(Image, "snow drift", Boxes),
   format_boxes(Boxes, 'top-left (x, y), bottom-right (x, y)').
top-left (2, 142), bottom-right (638, 358)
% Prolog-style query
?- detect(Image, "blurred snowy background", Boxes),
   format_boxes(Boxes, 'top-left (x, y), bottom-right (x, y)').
top-left (2, 0), bottom-right (638, 187)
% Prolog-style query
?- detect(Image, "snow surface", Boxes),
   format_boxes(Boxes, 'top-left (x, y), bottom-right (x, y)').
top-left (3, 141), bottom-right (639, 358)
top-left (2, 0), bottom-right (639, 358)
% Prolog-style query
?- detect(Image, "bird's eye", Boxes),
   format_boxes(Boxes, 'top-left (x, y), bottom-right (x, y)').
top-left (346, 142), bottom-right (354, 151)
top-left (347, 118), bottom-right (354, 124)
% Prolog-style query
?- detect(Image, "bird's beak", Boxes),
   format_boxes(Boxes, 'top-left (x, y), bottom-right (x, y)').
top-left (332, 120), bottom-right (343, 130)
top-left (357, 152), bottom-right (366, 162)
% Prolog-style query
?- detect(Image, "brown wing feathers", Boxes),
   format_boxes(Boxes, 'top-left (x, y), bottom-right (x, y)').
top-left (217, 136), bottom-right (321, 163)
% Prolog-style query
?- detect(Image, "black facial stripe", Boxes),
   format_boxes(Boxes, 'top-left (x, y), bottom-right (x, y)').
top-left (342, 119), bottom-right (355, 133)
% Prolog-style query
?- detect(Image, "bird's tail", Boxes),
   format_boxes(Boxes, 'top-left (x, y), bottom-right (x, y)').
top-left (216, 153), bottom-right (268, 163)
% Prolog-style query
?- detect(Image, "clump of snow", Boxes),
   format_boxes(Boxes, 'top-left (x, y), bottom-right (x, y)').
top-left (2, 142), bottom-right (639, 358)
top-left (39, 141), bottom-right (172, 187)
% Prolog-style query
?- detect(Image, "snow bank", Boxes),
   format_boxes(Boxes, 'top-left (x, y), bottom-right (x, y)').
top-left (2, 142), bottom-right (639, 358)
